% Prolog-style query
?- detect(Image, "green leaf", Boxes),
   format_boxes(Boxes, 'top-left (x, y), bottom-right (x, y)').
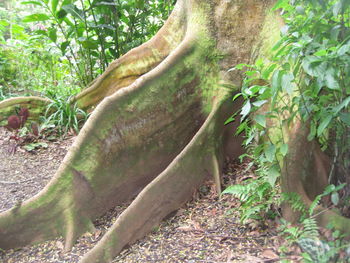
top-left (317, 115), bottom-right (332, 136)
top-left (333, 0), bottom-right (343, 16)
top-left (308, 122), bottom-right (317, 141)
top-left (330, 25), bottom-right (341, 41)
top-left (333, 96), bottom-right (350, 114)
top-left (62, 4), bottom-right (83, 20)
top-left (81, 40), bottom-right (99, 49)
top-left (254, 114), bottom-right (266, 128)
top-left (56, 9), bottom-right (67, 19)
top-left (281, 72), bottom-right (295, 95)
top-left (48, 28), bottom-right (57, 42)
top-left (24, 142), bottom-right (48, 152)
top-left (280, 143), bottom-right (288, 156)
top-left (272, 0), bottom-right (288, 11)
top-left (267, 165), bottom-right (280, 187)
top-left (241, 101), bottom-right (251, 121)
top-left (21, 0), bottom-right (43, 6)
top-left (340, 112), bottom-right (350, 126)
top-left (271, 70), bottom-right (282, 93)
top-left (225, 113), bottom-right (237, 125)
top-left (265, 144), bottom-right (276, 163)
top-left (296, 5), bottom-right (305, 15)
top-left (232, 93), bottom-right (242, 102)
top-left (337, 44), bottom-right (350, 56)
top-left (252, 100), bottom-right (268, 107)
top-left (325, 68), bottom-right (340, 90)
top-left (331, 192), bottom-right (339, 206)
top-left (262, 63), bottom-right (277, 79)
top-left (302, 56), bottom-right (324, 77)
top-left (60, 41), bottom-right (70, 54)
top-left (234, 63), bottom-right (250, 70)
top-left (51, 0), bottom-right (59, 12)
top-left (314, 49), bottom-right (327, 56)
top-left (23, 13), bottom-right (51, 22)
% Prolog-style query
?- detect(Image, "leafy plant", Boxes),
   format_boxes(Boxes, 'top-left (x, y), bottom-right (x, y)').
top-left (21, 0), bottom-right (175, 86)
top-left (278, 184), bottom-right (348, 262)
top-left (222, 160), bottom-right (279, 224)
top-left (43, 94), bottom-right (89, 135)
top-left (225, 0), bottom-right (350, 223)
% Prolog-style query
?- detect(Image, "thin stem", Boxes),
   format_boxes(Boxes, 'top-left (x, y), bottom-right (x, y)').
top-left (87, 0), bottom-right (108, 70)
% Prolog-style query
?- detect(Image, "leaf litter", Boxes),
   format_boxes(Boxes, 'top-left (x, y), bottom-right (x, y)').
top-left (0, 127), bottom-right (301, 262)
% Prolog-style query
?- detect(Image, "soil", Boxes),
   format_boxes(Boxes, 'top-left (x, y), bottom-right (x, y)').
top-left (0, 127), bottom-right (301, 263)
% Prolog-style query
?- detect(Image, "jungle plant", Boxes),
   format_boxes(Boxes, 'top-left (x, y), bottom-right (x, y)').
top-left (0, 4), bottom-right (75, 97)
top-left (21, 0), bottom-right (175, 86)
top-left (221, 158), bottom-right (279, 224)
top-left (278, 184), bottom-right (348, 262)
top-left (44, 94), bottom-right (89, 135)
top-left (225, 0), bottom-right (350, 225)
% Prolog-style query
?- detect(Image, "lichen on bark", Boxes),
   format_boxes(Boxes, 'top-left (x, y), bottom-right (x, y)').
top-left (0, 1), bottom-right (288, 263)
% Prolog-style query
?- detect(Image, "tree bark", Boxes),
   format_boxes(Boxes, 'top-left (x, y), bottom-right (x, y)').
top-left (0, 1), bottom-right (303, 263)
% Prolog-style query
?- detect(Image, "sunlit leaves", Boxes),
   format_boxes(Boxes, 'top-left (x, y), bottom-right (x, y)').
top-left (21, 0), bottom-right (175, 86)
top-left (23, 13), bottom-right (50, 22)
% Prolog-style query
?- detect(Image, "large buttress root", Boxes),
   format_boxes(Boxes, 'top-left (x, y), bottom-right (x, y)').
top-left (72, 0), bottom-right (187, 111)
top-left (80, 99), bottom-right (233, 263)
top-left (0, 96), bottom-right (51, 125)
top-left (282, 121), bottom-right (350, 235)
top-left (0, 35), bottom-right (206, 249)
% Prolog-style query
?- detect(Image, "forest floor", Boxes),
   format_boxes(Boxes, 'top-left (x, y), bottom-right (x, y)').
top-left (0, 127), bottom-right (302, 263)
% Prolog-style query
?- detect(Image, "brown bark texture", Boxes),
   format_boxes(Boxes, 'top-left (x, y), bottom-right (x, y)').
top-left (2, 0), bottom-right (346, 263)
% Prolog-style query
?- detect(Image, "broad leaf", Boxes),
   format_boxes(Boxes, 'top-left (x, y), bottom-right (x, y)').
top-left (281, 72), bottom-right (295, 95)
top-left (21, 1), bottom-right (43, 6)
top-left (241, 101), bottom-right (251, 121)
top-left (48, 28), bottom-right (57, 42)
top-left (23, 13), bottom-right (50, 22)
top-left (267, 165), bottom-right (280, 187)
top-left (280, 143), bottom-right (288, 156)
top-left (254, 114), bottom-right (266, 128)
top-left (265, 144), bottom-right (276, 163)
top-left (317, 115), bottom-right (332, 136)
top-left (51, 0), bottom-right (59, 13)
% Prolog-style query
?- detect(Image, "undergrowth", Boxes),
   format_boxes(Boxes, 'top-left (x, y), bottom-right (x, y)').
top-left (224, 0), bottom-right (350, 261)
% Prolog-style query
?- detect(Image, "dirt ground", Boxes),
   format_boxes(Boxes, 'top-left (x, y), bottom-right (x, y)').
top-left (0, 127), bottom-right (301, 263)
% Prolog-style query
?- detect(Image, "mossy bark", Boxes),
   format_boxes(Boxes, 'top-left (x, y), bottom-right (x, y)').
top-left (0, 1), bottom-right (278, 263)
top-left (281, 120), bottom-right (350, 234)
top-left (0, 96), bottom-right (51, 126)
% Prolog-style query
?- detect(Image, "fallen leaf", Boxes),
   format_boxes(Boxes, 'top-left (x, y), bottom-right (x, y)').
top-left (94, 229), bottom-right (102, 239)
top-left (261, 249), bottom-right (279, 259)
top-left (56, 241), bottom-right (64, 250)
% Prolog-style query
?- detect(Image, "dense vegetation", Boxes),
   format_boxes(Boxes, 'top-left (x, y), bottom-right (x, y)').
top-left (0, 0), bottom-right (174, 134)
top-left (223, 0), bottom-right (350, 261)
top-left (0, 0), bottom-right (174, 97)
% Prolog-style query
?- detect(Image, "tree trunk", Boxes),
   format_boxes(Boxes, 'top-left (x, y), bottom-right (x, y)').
top-left (3, 0), bottom-right (341, 263)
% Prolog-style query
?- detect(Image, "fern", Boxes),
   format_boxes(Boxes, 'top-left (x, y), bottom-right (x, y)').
top-left (300, 218), bottom-right (319, 239)
top-left (309, 184), bottom-right (346, 216)
top-left (280, 192), bottom-right (307, 216)
top-left (222, 176), bottom-right (277, 224)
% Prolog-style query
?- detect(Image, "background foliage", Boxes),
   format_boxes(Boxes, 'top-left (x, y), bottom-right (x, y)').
top-left (225, 0), bottom-right (350, 259)
top-left (0, 0), bottom-right (174, 133)
top-left (0, 0), bottom-right (174, 97)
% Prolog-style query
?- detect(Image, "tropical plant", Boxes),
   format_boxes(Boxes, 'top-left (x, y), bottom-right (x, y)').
top-left (22, 0), bottom-right (175, 86)
top-left (43, 94), bottom-right (89, 135)
top-left (225, 0), bottom-right (350, 221)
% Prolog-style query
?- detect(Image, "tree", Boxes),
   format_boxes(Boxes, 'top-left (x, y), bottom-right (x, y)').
top-left (0, 0), bottom-right (349, 263)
